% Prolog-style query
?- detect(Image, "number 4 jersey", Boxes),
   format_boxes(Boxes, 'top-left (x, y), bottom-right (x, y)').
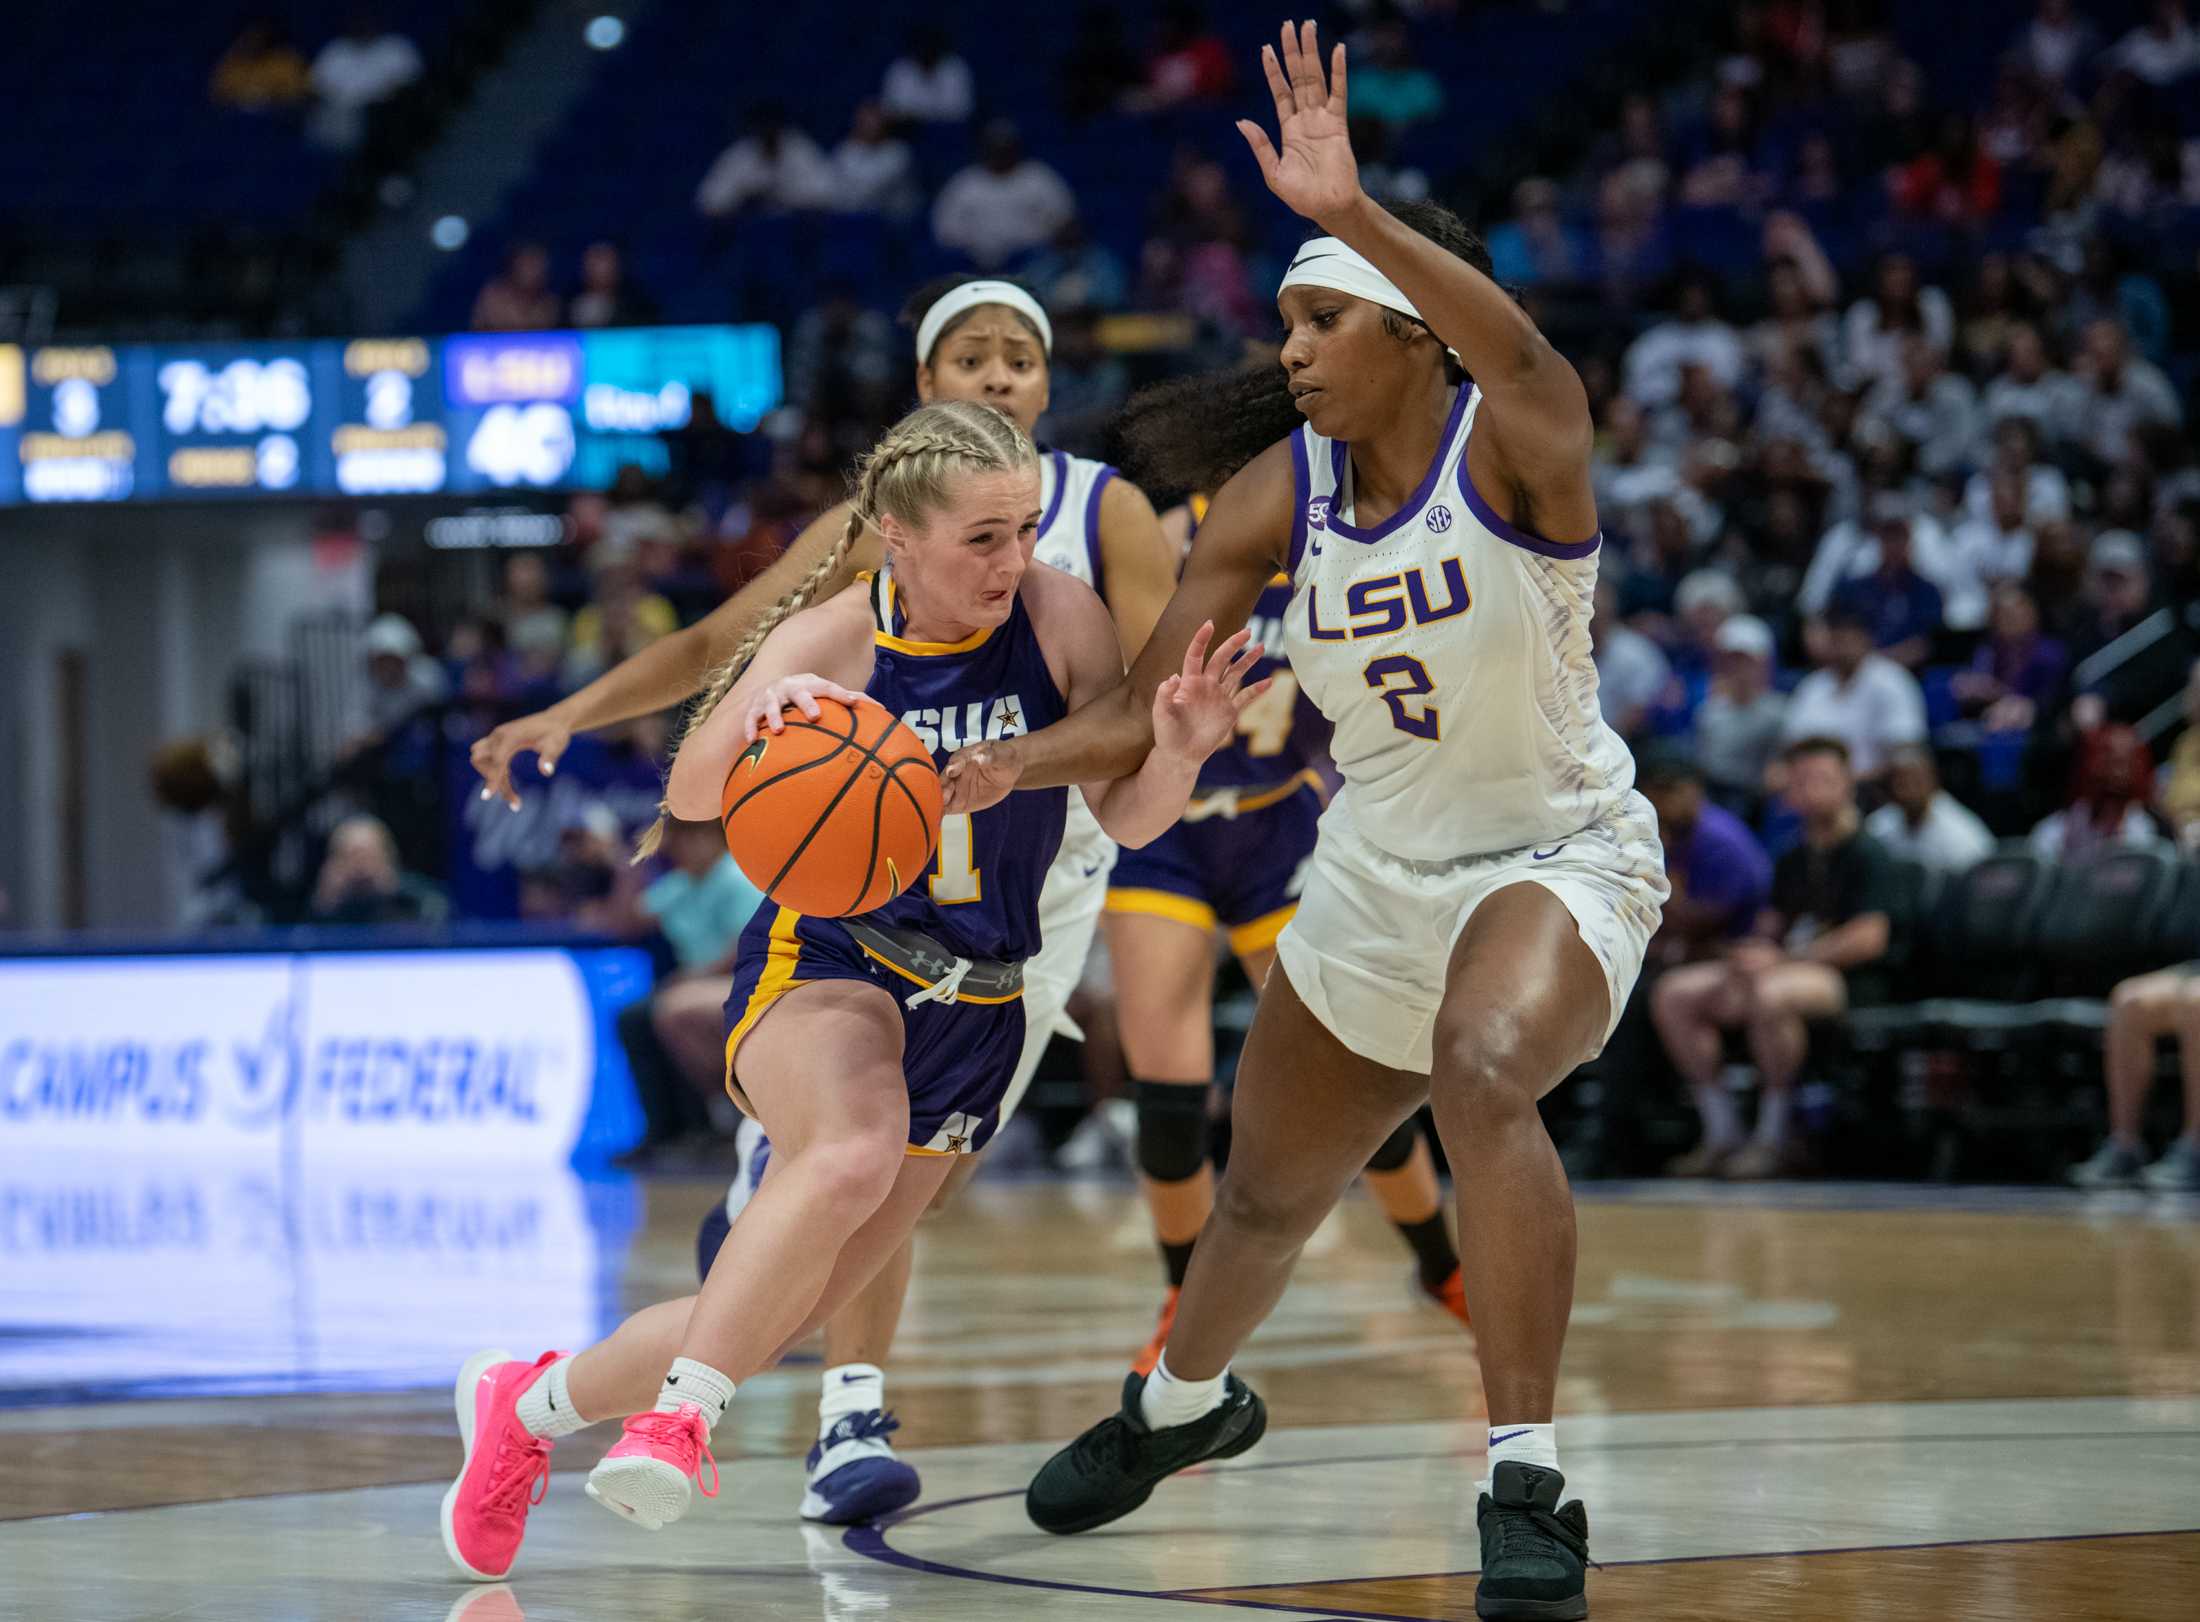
top-left (1282, 383), bottom-right (1636, 861)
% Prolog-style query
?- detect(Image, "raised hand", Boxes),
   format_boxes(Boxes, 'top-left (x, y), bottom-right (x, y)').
top-left (1235, 19), bottom-right (1360, 227)
top-left (742, 674), bottom-right (874, 741)
top-left (1152, 621), bottom-right (1271, 766)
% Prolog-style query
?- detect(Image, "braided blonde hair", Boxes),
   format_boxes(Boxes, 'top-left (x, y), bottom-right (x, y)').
top-left (635, 399), bottom-right (1038, 859)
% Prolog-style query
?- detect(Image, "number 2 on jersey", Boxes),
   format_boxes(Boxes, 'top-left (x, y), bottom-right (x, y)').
top-left (929, 812), bottom-right (982, 903)
top-left (1363, 655), bottom-right (1439, 741)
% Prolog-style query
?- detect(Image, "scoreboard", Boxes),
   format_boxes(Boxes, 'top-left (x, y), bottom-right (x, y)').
top-left (0, 324), bottom-right (779, 507)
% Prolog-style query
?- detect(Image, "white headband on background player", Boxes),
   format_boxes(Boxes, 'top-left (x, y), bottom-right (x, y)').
top-left (915, 281), bottom-right (1054, 364)
top-left (1278, 238), bottom-right (1461, 365)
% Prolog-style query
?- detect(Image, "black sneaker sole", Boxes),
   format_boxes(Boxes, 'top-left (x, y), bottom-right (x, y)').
top-left (1029, 1394), bottom-right (1268, 1536)
top-left (1475, 1587), bottom-right (1588, 1620)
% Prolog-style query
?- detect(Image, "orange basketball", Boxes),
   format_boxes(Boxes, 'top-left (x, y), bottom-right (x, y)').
top-left (719, 697), bottom-right (942, 917)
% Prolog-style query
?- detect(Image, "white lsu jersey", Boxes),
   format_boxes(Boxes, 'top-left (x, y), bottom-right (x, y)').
top-left (1281, 384), bottom-right (1636, 861)
top-left (1032, 448), bottom-right (1120, 874)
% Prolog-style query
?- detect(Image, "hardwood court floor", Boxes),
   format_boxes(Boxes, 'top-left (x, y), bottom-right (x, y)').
top-left (3, 1168), bottom-right (2197, 1619)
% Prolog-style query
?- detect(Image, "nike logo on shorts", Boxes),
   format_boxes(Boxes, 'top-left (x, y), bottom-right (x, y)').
top-left (1532, 845), bottom-right (1567, 861)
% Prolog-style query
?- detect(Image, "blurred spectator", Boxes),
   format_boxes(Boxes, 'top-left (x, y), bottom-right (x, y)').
top-left (1957, 254), bottom-right (2025, 377)
top-left (1060, 4), bottom-right (1143, 121)
top-left (210, 18), bottom-right (311, 111)
top-left (1351, 117), bottom-right (1432, 207)
top-left (1676, 82), bottom-right (1769, 209)
top-left (1125, 1), bottom-right (1234, 112)
top-left (2056, 318), bottom-right (2184, 468)
top-left (567, 241), bottom-right (658, 329)
top-left (1831, 509), bottom-right (1945, 667)
top-left (2030, 725), bottom-right (2169, 858)
top-left (1946, 471), bottom-right (2037, 621)
top-left (307, 8), bottom-right (422, 150)
top-left (1952, 581), bottom-right (2067, 734)
top-left (1590, 168), bottom-right (1673, 297)
top-left (1980, 323), bottom-right (2072, 441)
top-left (880, 24), bottom-right (973, 123)
top-left (695, 103), bottom-right (834, 217)
top-left (1596, 92), bottom-right (1673, 204)
top-left (1891, 112), bottom-right (2001, 223)
top-left (1023, 216), bottom-right (1130, 313)
top-left (1487, 178), bottom-right (1587, 289)
top-left (2067, 530), bottom-right (2194, 726)
top-left (1039, 306), bottom-right (1132, 456)
top-left (1142, 157), bottom-right (1260, 334)
top-left (2100, 1), bottom-right (2200, 87)
top-left (1593, 396), bottom-right (1679, 521)
top-left (1654, 736), bottom-right (1896, 1179)
top-left (785, 284), bottom-right (898, 422)
top-left (2022, 0), bottom-right (2097, 88)
top-left (1593, 577), bottom-right (1672, 742)
top-left (1671, 567), bottom-right (1748, 679)
top-left (662, 390), bottom-right (754, 522)
top-left (565, 559), bottom-right (679, 689)
top-left (356, 613), bottom-right (449, 741)
top-left (310, 815), bottom-right (448, 927)
top-left (472, 242), bottom-right (560, 332)
top-left (2068, 965), bottom-right (2200, 1192)
top-left (522, 801), bottom-right (638, 932)
top-left (933, 121), bottom-right (1075, 269)
top-left (1638, 749), bottom-right (1775, 962)
top-left (1750, 214), bottom-right (1841, 373)
top-left (830, 102), bottom-right (917, 217)
top-left (1965, 416), bottom-right (2070, 527)
top-left (1346, 12), bottom-right (1444, 129)
top-left (618, 817), bottom-right (767, 1162)
top-left (498, 553), bottom-right (569, 686)
top-left (1692, 614), bottom-right (1788, 809)
top-left (1865, 335), bottom-right (1979, 481)
top-left (1802, 492), bottom-right (1960, 629)
top-left (2157, 661), bottom-right (2200, 843)
top-left (1622, 272), bottom-right (1745, 408)
top-left (1781, 602), bottom-right (1927, 779)
top-left (1864, 746), bottom-right (1994, 874)
top-left (1841, 253), bottom-right (1954, 392)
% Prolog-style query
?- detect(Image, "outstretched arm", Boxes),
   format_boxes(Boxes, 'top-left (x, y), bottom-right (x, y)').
top-left (1238, 21), bottom-right (1595, 531)
top-left (943, 438), bottom-right (1294, 812)
top-left (471, 501), bottom-right (881, 807)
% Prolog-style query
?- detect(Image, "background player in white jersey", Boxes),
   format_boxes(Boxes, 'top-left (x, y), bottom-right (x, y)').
top-left (941, 25), bottom-right (1666, 1619)
top-left (471, 276), bottom-right (1179, 1523)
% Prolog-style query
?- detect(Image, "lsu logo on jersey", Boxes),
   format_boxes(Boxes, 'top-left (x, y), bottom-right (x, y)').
top-left (1306, 556), bottom-right (1471, 642)
top-left (900, 695), bottom-right (1032, 755)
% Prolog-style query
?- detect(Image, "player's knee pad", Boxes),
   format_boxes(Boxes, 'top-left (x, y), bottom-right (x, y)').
top-left (1364, 1117), bottom-right (1419, 1174)
top-left (1132, 1079), bottom-right (1212, 1183)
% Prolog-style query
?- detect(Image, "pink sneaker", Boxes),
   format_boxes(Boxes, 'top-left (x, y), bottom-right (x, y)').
top-left (583, 1403), bottom-right (720, 1531)
top-left (440, 1348), bottom-right (561, 1580)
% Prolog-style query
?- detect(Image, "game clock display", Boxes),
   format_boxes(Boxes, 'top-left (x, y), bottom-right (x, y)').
top-left (0, 324), bottom-right (779, 507)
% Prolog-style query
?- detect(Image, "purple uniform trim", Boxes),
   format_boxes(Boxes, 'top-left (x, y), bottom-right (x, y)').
top-left (1035, 449), bottom-right (1071, 541)
top-left (1455, 434), bottom-right (1600, 560)
top-left (1323, 385), bottom-right (1472, 545)
top-left (1082, 465), bottom-right (1117, 609)
top-left (1286, 430), bottom-right (1312, 578)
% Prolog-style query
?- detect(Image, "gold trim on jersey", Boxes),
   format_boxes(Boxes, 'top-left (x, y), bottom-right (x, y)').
top-left (874, 572), bottom-right (996, 656)
top-left (1103, 887), bottom-right (1219, 933)
top-left (856, 945), bottom-right (1025, 1005)
top-left (1226, 904), bottom-right (1296, 957)
top-left (723, 907), bottom-right (807, 1094)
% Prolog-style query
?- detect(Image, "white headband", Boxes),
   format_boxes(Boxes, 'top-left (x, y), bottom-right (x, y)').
top-left (1279, 238), bottom-right (1460, 363)
top-left (915, 280), bottom-right (1053, 364)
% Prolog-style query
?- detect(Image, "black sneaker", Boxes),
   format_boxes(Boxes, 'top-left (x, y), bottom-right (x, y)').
top-left (1475, 1461), bottom-right (1589, 1620)
top-left (1025, 1370), bottom-right (1266, 1534)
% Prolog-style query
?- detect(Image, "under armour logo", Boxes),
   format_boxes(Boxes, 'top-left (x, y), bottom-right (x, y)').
top-left (910, 949), bottom-right (954, 977)
top-left (1426, 504), bottom-right (1454, 533)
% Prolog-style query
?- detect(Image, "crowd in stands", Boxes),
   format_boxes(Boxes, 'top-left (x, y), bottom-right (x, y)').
top-left (209, 9), bottom-right (424, 150)
top-left (184, 1), bottom-right (2200, 1185)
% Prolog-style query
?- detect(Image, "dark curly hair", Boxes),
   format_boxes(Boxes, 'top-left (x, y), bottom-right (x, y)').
top-left (900, 274), bottom-right (1049, 365)
top-left (1109, 200), bottom-right (1495, 502)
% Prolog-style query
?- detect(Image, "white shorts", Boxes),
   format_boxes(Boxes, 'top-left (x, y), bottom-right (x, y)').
top-left (1274, 790), bottom-right (1668, 1074)
top-left (995, 827), bottom-right (1116, 1127)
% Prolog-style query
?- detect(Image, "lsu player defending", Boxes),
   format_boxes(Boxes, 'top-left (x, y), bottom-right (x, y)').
top-left (942, 27), bottom-right (1666, 1620)
top-left (439, 401), bottom-right (1262, 1579)
top-left (1107, 383), bottom-right (1471, 1373)
top-left (471, 275), bottom-right (1179, 1522)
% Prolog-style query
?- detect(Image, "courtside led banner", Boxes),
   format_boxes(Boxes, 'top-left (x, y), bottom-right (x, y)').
top-left (0, 946), bottom-right (648, 1162)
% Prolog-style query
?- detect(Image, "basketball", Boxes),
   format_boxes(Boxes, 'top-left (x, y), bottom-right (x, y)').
top-left (719, 697), bottom-right (941, 917)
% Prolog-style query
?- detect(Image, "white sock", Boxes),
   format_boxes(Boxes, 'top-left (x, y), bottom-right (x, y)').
top-left (1753, 1087), bottom-right (1791, 1148)
top-left (1480, 1421), bottom-right (1559, 1494)
top-left (656, 1357), bottom-right (735, 1430)
top-left (820, 1362), bottom-right (884, 1436)
top-left (1140, 1351), bottom-right (1227, 1429)
top-left (1693, 1083), bottom-right (1741, 1148)
top-left (514, 1355), bottom-right (592, 1440)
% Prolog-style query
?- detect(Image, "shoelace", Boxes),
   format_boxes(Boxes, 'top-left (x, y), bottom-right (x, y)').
top-left (625, 1409), bottom-right (722, 1499)
top-left (1488, 1502), bottom-right (1592, 1567)
top-left (826, 1410), bottom-right (903, 1448)
top-left (481, 1430), bottom-right (553, 1520)
top-left (903, 956), bottom-right (974, 1008)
